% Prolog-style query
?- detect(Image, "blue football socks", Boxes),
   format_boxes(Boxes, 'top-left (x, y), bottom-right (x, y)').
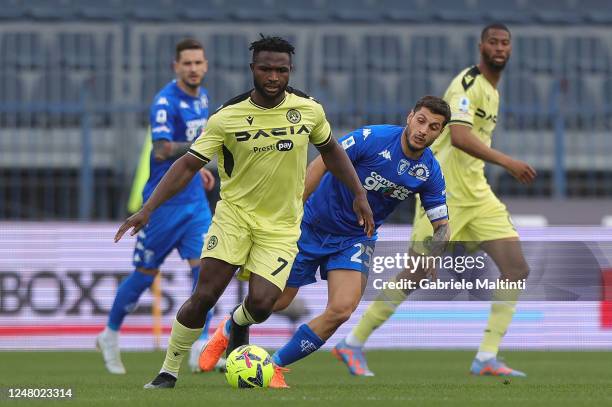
top-left (107, 270), bottom-right (155, 331)
top-left (272, 324), bottom-right (325, 367)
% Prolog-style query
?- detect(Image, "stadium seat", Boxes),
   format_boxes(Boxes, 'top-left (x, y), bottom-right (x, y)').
top-left (204, 73), bottom-right (249, 110)
top-left (87, 71), bottom-right (115, 126)
top-left (378, 0), bottom-right (432, 22)
top-left (315, 74), bottom-right (359, 129)
top-left (581, 0), bottom-right (612, 24)
top-left (312, 34), bottom-right (359, 127)
top-left (73, 0), bottom-right (125, 21)
top-left (429, 0), bottom-right (482, 23)
top-left (282, 0), bottom-right (329, 22)
top-left (55, 33), bottom-right (98, 70)
top-left (561, 36), bottom-right (611, 74)
top-left (321, 34), bottom-right (355, 72)
top-left (1, 32), bottom-right (45, 70)
top-left (210, 34), bottom-right (250, 72)
top-left (356, 76), bottom-right (394, 124)
top-left (477, 0), bottom-right (533, 24)
top-left (127, 0), bottom-right (175, 21)
top-left (527, 0), bottom-right (582, 24)
top-left (601, 78), bottom-right (612, 129)
top-left (409, 35), bottom-right (456, 73)
top-left (0, 0), bottom-right (25, 19)
top-left (395, 73), bottom-right (434, 119)
top-left (513, 36), bottom-right (556, 74)
top-left (501, 74), bottom-right (546, 130)
top-left (555, 76), bottom-right (597, 130)
top-left (35, 71), bottom-right (83, 127)
top-left (227, 0), bottom-right (281, 21)
top-left (25, 0), bottom-right (74, 20)
top-left (174, 0), bottom-right (228, 21)
top-left (0, 73), bottom-right (27, 127)
top-left (363, 35), bottom-right (403, 73)
top-left (329, 0), bottom-right (383, 22)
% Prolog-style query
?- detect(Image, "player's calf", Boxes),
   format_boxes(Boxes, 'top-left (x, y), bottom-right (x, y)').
top-left (310, 303), bottom-right (354, 340)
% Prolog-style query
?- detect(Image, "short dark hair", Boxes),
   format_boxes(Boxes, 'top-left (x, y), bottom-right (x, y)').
top-left (413, 95), bottom-right (451, 127)
top-left (175, 38), bottom-right (204, 61)
top-left (249, 35), bottom-right (295, 61)
top-left (481, 23), bottom-right (511, 41)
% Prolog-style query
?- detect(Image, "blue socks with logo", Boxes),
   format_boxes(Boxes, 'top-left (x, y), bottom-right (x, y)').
top-left (272, 324), bottom-right (325, 367)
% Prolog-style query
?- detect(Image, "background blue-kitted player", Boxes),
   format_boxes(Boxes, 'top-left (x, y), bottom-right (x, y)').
top-left (97, 38), bottom-right (216, 375)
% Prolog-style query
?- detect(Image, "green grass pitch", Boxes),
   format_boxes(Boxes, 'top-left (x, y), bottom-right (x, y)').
top-left (1, 350), bottom-right (610, 406)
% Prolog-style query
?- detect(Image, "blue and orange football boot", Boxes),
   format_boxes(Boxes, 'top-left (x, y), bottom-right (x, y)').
top-left (332, 339), bottom-right (374, 377)
top-left (470, 357), bottom-right (527, 377)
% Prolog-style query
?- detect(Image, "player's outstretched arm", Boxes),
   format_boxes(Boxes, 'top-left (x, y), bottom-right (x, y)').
top-left (449, 124), bottom-right (536, 184)
top-left (303, 155), bottom-right (327, 203)
top-left (114, 153), bottom-right (204, 242)
top-left (317, 138), bottom-right (374, 237)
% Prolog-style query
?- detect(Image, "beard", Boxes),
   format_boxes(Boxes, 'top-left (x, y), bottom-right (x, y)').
top-left (184, 80), bottom-right (200, 90)
top-left (182, 76), bottom-right (202, 90)
top-left (253, 79), bottom-right (287, 100)
top-left (405, 131), bottom-right (426, 152)
top-left (482, 52), bottom-right (508, 72)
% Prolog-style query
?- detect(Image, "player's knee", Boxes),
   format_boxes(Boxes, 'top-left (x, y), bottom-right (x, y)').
top-left (246, 296), bottom-right (276, 323)
top-left (501, 259), bottom-right (530, 281)
top-left (324, 303), bottom-right (355, 327)
top-left (516, 261), bottom-right (530, 281)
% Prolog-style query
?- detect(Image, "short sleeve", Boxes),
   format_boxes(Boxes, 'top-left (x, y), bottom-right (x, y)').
top-left (419, 160), bottom-right (448, 222)
top-left (309, 103), bottom-right (332, 147)
top-left (338, 127), bottom-right (371, 163)
top-left (446, 83), bottom-right (478, 128)
top-left (150, 96), bottom-right (175, 141)
top-left (188, 114), bottom-right (224, 164)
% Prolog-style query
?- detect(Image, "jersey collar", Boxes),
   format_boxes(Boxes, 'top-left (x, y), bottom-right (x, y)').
top-left (172, 80), bottom-right (201, 99)
top-left (248, 91), bottom-right (287, 110)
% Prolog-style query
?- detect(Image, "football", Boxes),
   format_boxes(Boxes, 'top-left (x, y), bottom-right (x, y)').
top-left (225, 344), bottom-right (274, 388)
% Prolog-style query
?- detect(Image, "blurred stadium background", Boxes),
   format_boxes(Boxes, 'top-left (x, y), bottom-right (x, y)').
top-left (1, 0), bottom-right (611, 354)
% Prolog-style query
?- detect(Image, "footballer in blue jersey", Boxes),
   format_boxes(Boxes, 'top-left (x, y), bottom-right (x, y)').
top-left (261, 96), bottom-right (452, 385)
top-left (97, 39), bottom-right (217, 375)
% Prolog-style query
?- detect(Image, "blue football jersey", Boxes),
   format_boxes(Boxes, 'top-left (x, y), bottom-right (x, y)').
top-left (303, 125), bottom-right (448, 236)
top-left (143, 80), bottom-right (210, 205)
